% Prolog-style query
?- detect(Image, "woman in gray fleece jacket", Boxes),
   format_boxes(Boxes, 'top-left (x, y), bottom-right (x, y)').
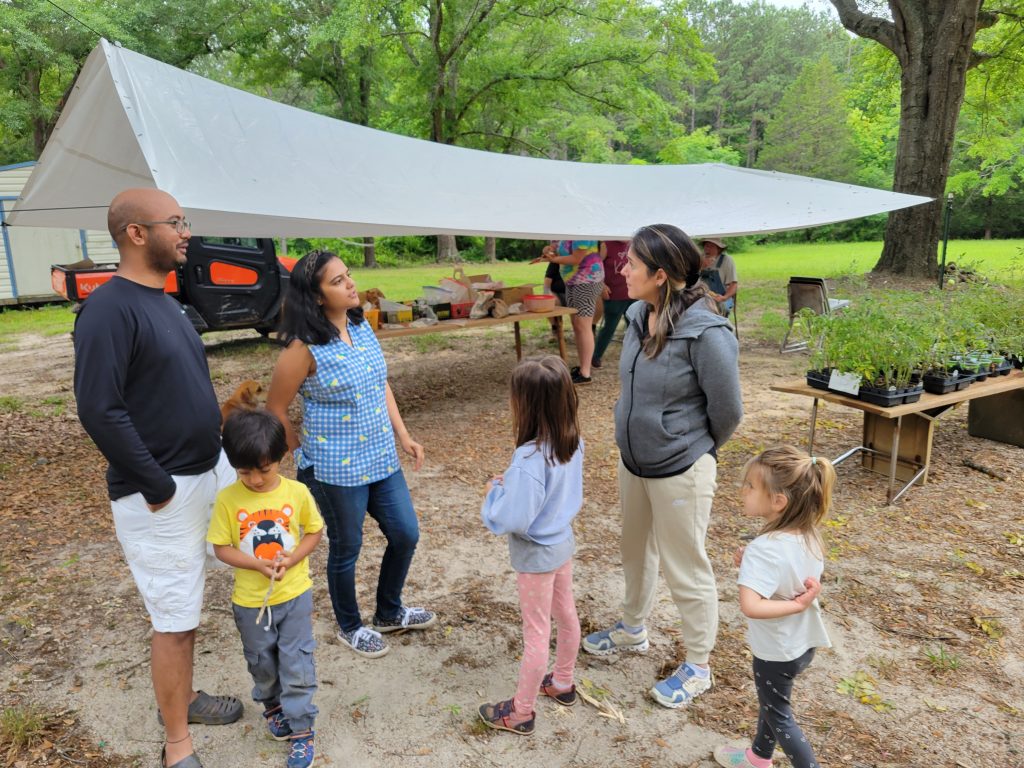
top-left (582, 224), bottom-right (742, 709)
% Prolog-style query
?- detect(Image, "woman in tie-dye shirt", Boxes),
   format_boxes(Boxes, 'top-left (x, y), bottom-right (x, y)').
top-left (539, 240), bottom-right (605, 384)
top-left (267, 251), bottom-right (436, 660)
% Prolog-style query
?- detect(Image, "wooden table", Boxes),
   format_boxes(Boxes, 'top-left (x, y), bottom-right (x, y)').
top-left (375, 307), bottom-right (577, 361)
top-left (771, 370), bottom-right (1024, 504)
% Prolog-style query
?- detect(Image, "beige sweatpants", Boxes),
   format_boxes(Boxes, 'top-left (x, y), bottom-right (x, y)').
top-left (618, 453), bottom-right (719, 664)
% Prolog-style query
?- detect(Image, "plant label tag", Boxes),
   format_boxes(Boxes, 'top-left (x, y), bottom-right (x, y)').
top-left (828, 370), bottom-right (860, 396)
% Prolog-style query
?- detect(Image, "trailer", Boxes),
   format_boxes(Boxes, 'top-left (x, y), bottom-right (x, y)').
top-left (1, 161), bottom-right (119, 305)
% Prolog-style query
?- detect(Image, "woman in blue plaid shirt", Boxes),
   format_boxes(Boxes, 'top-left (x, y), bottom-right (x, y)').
top-left (268, 251), bottom-right (436, 658)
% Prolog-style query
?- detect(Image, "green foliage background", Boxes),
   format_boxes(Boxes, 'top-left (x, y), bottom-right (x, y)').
top-left (3, 0), bottom-right (1024, 256)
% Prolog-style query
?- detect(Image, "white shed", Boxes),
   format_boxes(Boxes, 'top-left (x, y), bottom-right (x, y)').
top-left (0, 161), bottom-right (118, 305)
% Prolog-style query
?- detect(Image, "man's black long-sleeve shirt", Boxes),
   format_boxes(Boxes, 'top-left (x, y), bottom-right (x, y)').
top-left (73, 277), bottom-right (221, 503)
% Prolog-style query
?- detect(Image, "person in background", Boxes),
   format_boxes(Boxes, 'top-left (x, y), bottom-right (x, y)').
top-left (591, 240), bottom-right (634, 369)
top-left (538, 240), bottom-right (604, 384)
top-left (74, 188), bottom-right (242, 768)
top-left (714, 445), bottom-right (834, 768)
top-left (699, 238), bottom-right (738, 316)
top-left (542, 252), bottom-right (567, 344)
top-left (543, 257), bottom-right (566, 308)
top-left (582, 224), bottom-right (742, 710)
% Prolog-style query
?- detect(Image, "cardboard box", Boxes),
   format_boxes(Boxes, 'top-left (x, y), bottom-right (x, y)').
top-left (494, 284), bottom-right (537, 305)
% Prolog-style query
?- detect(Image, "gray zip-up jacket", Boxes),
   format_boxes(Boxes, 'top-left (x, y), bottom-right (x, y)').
top-left (614, 300), bottom-right (742, 477)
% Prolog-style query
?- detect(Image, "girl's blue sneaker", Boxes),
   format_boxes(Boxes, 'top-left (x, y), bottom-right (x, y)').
top-left (286, 731), bottom-right (314, 768)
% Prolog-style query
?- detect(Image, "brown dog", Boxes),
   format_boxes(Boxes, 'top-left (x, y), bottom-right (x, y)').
top-left (220, 379), bottom-right (264, 427)
top-left (362, 287), bottom-right (386, 308)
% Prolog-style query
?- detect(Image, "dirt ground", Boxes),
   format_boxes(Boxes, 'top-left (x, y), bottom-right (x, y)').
top-left (1, 318), bottom-right (1022, 768)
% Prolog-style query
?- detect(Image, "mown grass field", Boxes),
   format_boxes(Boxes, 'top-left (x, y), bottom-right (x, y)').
top-left (3, 239), bottom-right (1021, 341)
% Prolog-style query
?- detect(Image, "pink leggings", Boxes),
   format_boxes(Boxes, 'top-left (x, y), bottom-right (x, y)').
top-left (513, 559), bottom-right (581, 715)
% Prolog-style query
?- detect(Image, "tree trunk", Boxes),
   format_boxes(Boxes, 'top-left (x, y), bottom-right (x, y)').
top-left (363, 237), bottom-right (377, 268)
top-left (869, 2), bottom-right (982, 278)
top-left (484, 237), bottom-right (496, 263)
top-left (27, 68), bottom-right (47, 155)
top-left (745, 115), bottom-right (759, 167)
top-left (437, 234), bottom-right (459, 262)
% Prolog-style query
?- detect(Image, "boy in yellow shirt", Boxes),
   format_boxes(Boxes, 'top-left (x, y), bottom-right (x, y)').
top-left (207, 409), bottom-right (324, 768)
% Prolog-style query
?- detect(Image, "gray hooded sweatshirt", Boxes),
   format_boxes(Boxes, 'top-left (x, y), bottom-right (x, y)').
top-left (614, 300), bottom-right (742, 477)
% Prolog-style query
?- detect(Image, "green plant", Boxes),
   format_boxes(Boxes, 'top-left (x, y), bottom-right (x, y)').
top-left (0, 705), bottom-right (46, 749)
top-left (921, 645), bottom-right (962, 674)
top-left (0, 396), bottom-right (24, 414)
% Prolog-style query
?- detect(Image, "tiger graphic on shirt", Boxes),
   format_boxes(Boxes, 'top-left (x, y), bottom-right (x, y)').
top-left (237, 505), bottom-right (296, 561)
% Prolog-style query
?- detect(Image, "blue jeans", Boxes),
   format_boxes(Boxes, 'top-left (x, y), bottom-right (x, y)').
top-left (297, 467), bottom-right (419, 633)
top-left (233, 590), bottom-right (318, 732)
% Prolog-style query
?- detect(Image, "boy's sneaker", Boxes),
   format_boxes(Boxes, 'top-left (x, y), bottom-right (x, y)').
top-left (539, 673), bottom-right (577, 706)
top-left (478, 698), bottom-right (535, 736)
top-left (337, 626), bottom-right (389, 658)
top-left (650, 663), bottom-right (713, 709)
top-left (713, 745), bottom-right (771, 767)
top-left (286, 731), bottom-right (314, 768)
top-left (262, 704), bottom-right (293, 740)
top-left (582, 621), bottom-right (649, 656)
top-left (372, 606), bottom-right (436, 634)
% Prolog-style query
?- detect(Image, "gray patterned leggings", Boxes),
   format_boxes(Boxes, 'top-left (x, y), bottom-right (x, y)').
top-left (751, 648), bottom-right (821, 768)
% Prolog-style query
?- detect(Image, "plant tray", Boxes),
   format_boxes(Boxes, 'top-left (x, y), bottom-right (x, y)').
top-left (858, 383), bottom-right (924, 407)
top-left (923, 372), bottom-right (966, 395)
top-left (805, 369), bottom-right (831, 390)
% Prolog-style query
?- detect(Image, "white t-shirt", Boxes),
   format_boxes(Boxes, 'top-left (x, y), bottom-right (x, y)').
top-left (737, 531), bottom-right (832, 662)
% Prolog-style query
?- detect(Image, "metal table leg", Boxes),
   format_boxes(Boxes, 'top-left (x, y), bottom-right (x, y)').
top-left (808, 398), bottom-right (819, 453)
top-left (886, 415), bottom-right (902, 504)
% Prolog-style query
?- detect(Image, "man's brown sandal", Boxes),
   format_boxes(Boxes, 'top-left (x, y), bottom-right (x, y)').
top-left (157, 691), bottom-right (243, 726)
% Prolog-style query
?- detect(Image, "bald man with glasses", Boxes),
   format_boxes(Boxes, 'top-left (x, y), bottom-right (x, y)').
top-left (74, 189), bottom-right (242, 768)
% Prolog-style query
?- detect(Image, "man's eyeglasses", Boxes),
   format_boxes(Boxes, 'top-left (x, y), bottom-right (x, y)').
top-left (119, 218), bottom-right (191, 235)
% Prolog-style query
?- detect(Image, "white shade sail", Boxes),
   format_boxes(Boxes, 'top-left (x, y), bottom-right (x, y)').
top-left (9, 39), bottom-right (931, 240)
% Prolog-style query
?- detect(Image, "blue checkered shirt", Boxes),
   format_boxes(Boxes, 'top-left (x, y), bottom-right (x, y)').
top-left (295, 319), bottom-right (400, 487)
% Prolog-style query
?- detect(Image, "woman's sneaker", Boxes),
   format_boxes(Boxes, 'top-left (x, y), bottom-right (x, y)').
top-left (263, 704), bottom-right (293, 740)
top-left (539, 673), bottom-right (577, 706)
top-left (372, 606), bottom-right (437, 634)
top-left (338, 626), bottom-right (390, 658)
top-left (582, 621), bottom-right (649, 656)
top-left (569, 366), bottom-right (592, 385)
top-left (650, 663), bottom-right (713, 708)
top-left (286, 731), bottom-right (314, 768)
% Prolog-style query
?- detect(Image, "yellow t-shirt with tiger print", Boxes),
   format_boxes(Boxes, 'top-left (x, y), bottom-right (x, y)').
top-left (207, 477), bottom-right (324, 608)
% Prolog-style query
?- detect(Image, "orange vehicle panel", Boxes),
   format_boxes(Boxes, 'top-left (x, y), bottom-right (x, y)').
top-left (209, 261), bottom-right (259, 286)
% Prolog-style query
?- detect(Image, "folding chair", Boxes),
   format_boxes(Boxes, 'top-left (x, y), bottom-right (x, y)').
top-left (779, 277), bottom-right (849, 354)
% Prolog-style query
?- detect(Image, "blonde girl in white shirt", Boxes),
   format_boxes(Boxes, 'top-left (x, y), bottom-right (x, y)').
top-left (715, 445), bottom-right (836, 768)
